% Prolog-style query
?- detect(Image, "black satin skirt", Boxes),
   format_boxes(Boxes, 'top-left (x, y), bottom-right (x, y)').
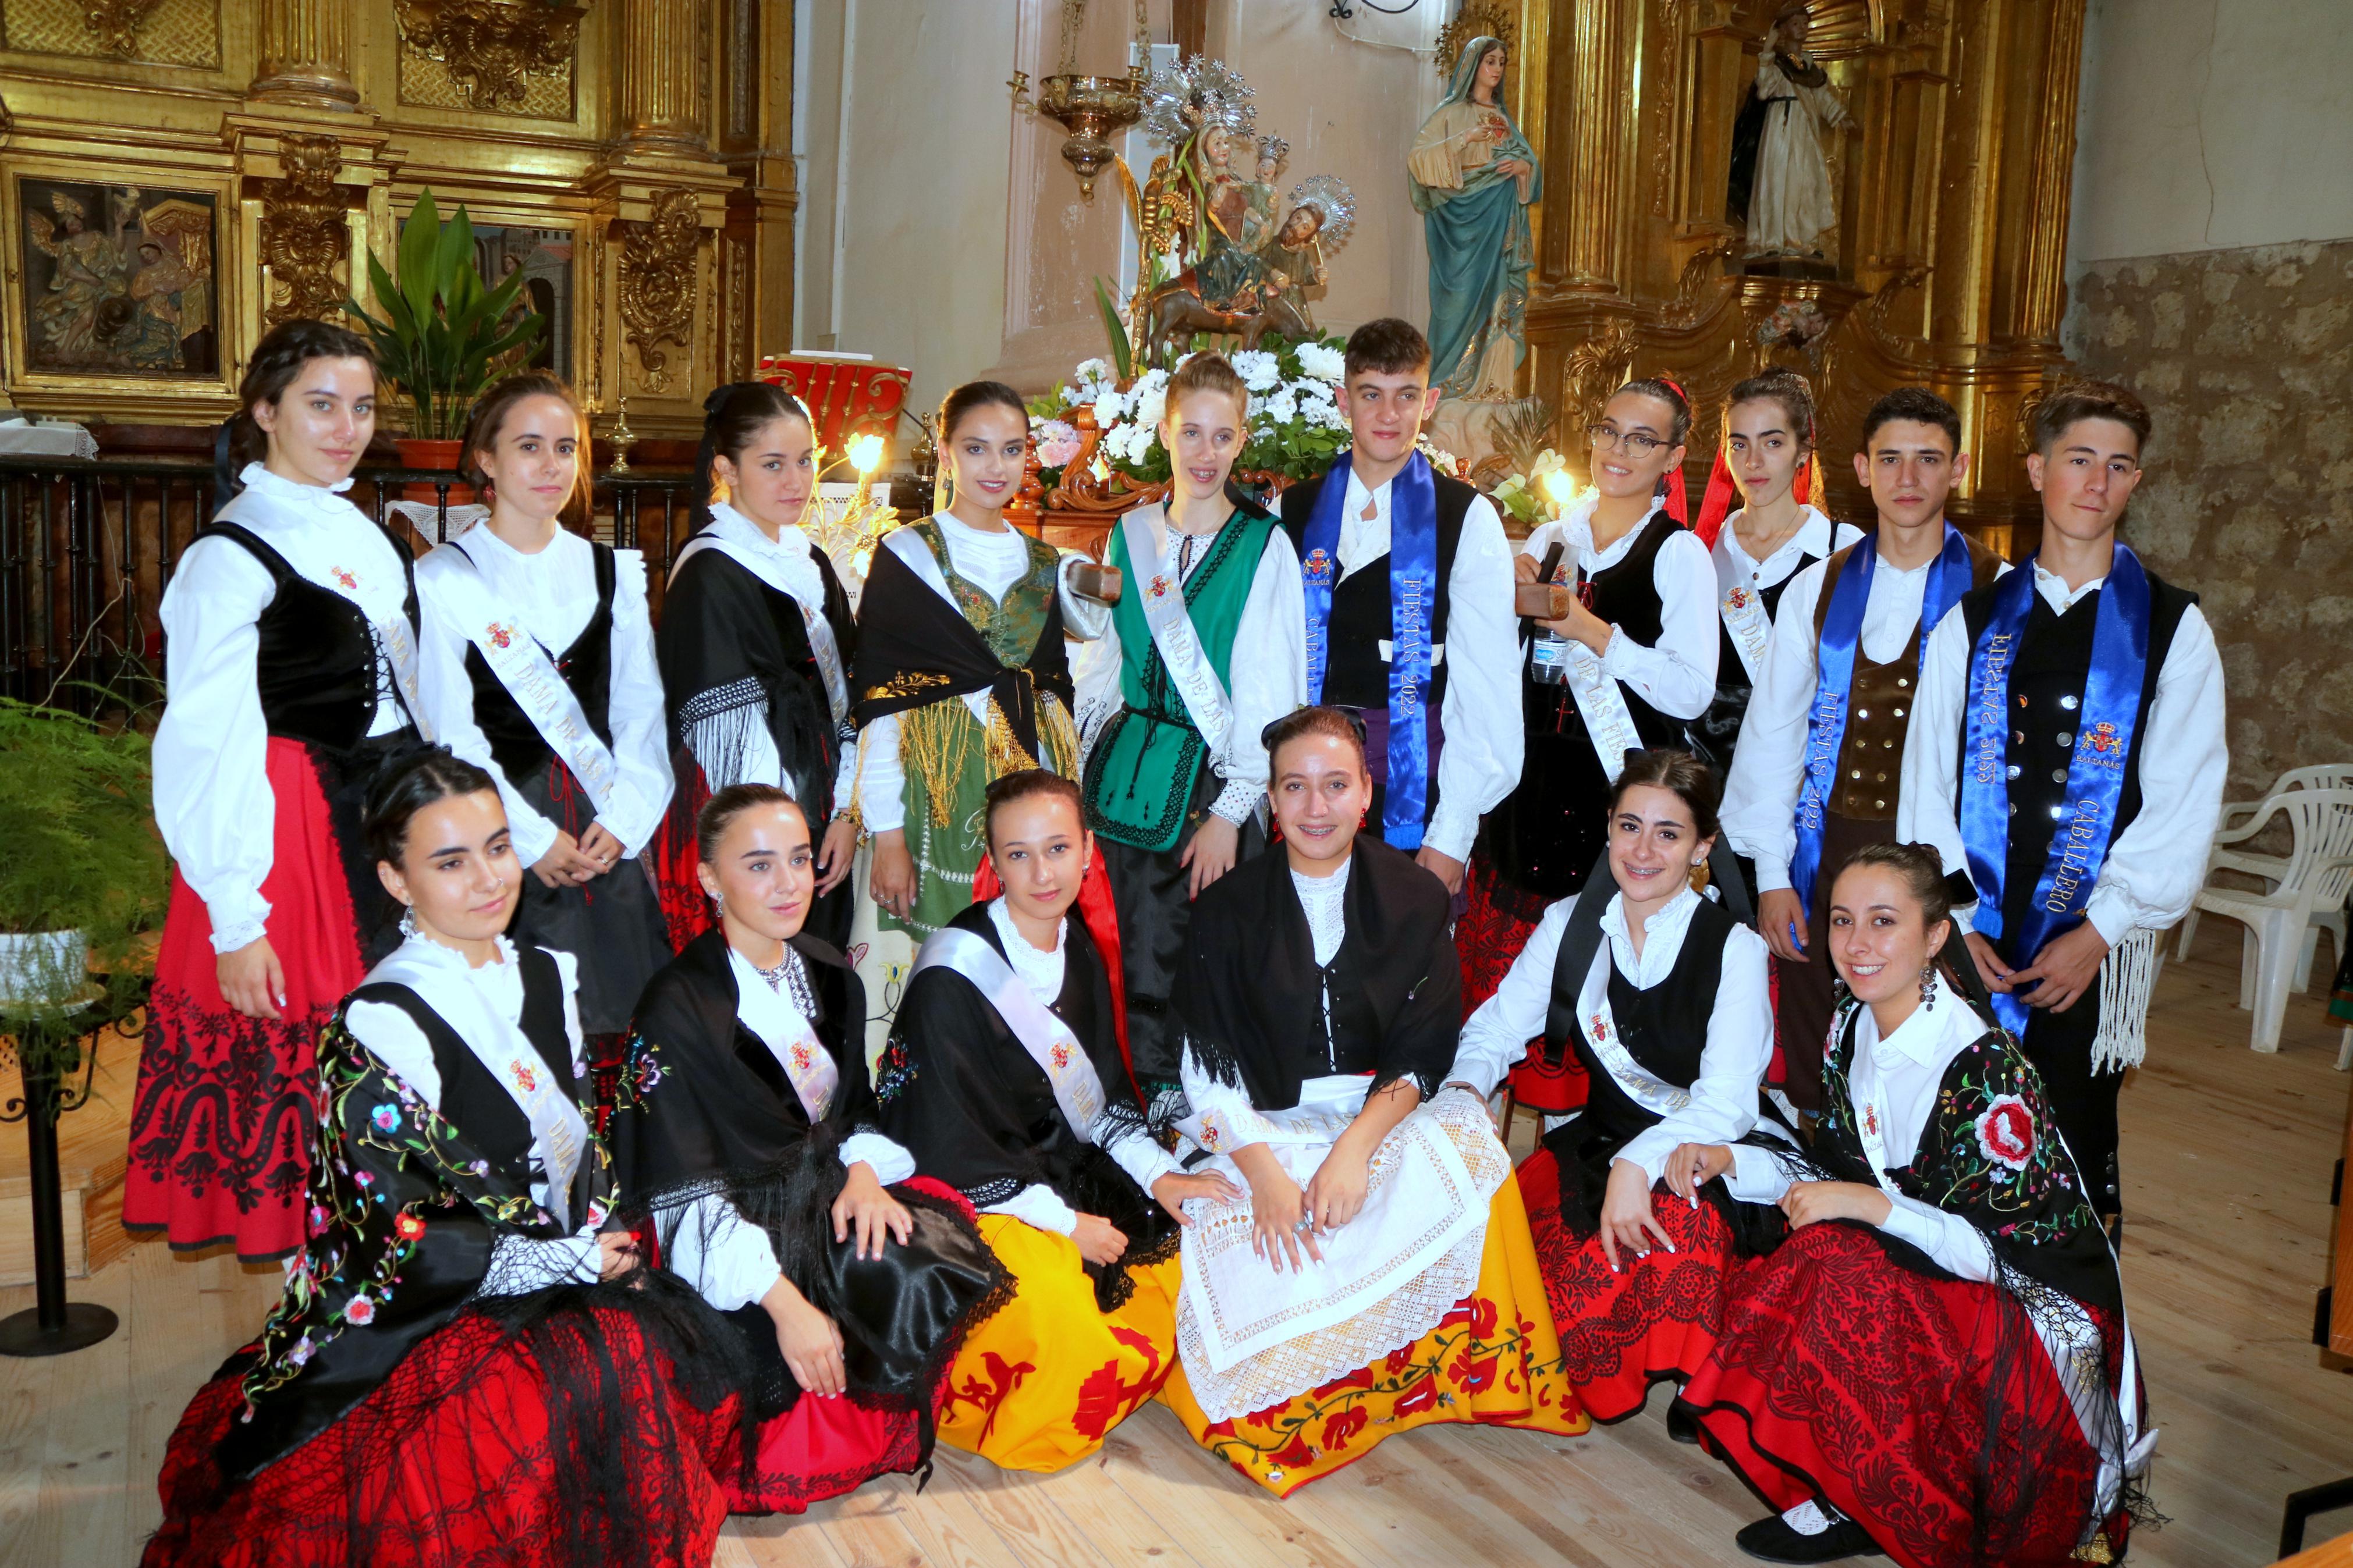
top-left (506, 760), bottom-right (676, 1035)
top-left (1099, 758), bottom-right (1265, 1094)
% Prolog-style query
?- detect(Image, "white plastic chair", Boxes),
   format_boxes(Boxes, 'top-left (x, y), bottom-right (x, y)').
top-left (2177, 763), bottom-right (2353, 981)
top-left (2184, 788), bottom-right (2353, 1052)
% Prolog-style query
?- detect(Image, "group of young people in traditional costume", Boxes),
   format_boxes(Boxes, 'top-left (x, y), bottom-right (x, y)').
top-left (130, 305), bottom-right (2217, 1566)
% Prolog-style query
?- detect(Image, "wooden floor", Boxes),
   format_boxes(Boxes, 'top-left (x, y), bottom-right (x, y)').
top-left (5, 940), bottom-right (2350, 1567)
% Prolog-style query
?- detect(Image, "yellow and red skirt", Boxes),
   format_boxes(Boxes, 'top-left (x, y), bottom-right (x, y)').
top-left (935, 1214), bottom-right (1183, 1473)
top-left (1160, 1177), bottom-right (1585, 1498)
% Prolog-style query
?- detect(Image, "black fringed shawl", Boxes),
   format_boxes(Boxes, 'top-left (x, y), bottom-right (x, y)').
top-left (876, 902), bottom-right (1177, 1311)
top-left (608, 929), bottom-right (1006, 1419)
top-left (1174, 840), bottom-right (1462, 1114)
top-left (656, 538), bottom-right (856, 826)
top-left (851, 529), bottom-right (1074, 763)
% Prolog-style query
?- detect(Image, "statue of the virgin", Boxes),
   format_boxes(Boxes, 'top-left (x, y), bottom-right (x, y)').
top-left (1409, 35), bottom-right (1540, 402)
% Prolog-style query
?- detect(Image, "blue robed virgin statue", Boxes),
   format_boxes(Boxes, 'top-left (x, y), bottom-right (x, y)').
top-left (1410, 37), bottom-right (1541, 401)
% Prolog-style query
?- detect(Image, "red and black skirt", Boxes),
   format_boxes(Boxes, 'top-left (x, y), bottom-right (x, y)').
top-left (128, 737), bottom-right (390, 1261)
top-left (1517, 1144), bottom-right (1747, 1422)
top-left (145, 1303), bottom-right (735, 1568)
top-left (1682, 1221), bottom-right (2130, 1568)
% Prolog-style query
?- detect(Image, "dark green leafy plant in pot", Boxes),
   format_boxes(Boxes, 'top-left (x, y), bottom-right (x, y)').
top-left (344, 190), bottom-right (546, 442)
top-left (0, 698), bottom-right (168, 1034)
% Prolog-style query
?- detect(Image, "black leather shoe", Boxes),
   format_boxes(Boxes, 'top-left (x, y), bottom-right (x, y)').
top-left (1665, 1398), bottom-right (1702, 1445)
top-left (1734, 1514), bottom-right (1883, 1563)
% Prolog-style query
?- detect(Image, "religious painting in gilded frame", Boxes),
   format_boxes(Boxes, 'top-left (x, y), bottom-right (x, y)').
top-left (12, 175), bottom-right (222, 379)
top-left (472, 224), bottom-right (576, 382)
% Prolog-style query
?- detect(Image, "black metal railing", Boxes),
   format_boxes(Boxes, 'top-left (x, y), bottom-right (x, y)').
top-left (0, 454), bottom-right (698, 719)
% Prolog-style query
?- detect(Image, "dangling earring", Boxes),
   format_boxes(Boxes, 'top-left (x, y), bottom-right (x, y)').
top-left (398, 905), bottom-right (420, 940)
top-left (711, 891), bottom-right (725, 915)
top-left (1919, 962), bottom-right (1936, 1008)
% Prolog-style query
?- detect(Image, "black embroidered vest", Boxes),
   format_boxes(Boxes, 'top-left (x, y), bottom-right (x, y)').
top-left (201, 521), bottom-right (417, 753)
top-left (1955, 570), bottom-right (2195, 945)
top-left (1545, 894), bottom-right (1735, 1151)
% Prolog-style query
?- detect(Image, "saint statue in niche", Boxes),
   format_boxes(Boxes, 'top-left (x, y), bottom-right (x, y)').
top-left (1409, 35), bottom-right (1540, 403)
top-left (1726, 3), bottom-right (1850, 265)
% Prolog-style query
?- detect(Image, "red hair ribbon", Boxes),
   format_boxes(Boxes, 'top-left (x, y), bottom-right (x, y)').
top-left (969, 851), bottom-right (1138, 1098)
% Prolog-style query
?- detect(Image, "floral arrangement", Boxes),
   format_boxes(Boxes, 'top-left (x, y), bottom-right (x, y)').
top-left (1028, 333), bottom-right (1460, 493)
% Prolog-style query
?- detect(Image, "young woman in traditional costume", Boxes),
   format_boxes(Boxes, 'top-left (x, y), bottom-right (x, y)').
top-left (146, 748), bottom-right (743, 1568)
top-left (1685, 368), bottom-right (1862, 782)
top-left (1076, 351), bottom-right (1305, 1106)
top-left (1158, 708), bottom-right (1581, 1496)
top-left (1681, 843), bottom-right (2151, 1566)
top-left (1455, 747), bottom-right (1795, 1431)
top-left (655, 382), bottom-right (860, 950)
top-left (607, 784), bottom-right (1006, 1512)
top-left (1461, 376), bottom-right (1717, 1105)
top-left (878, 770), bottom-right (1226, 1471)
top-left (416, 371), bottom-right (673, 1071)
top-left (132, 320), bottom-right (423, 1260)
top-left (850, 382), bottom-right (1115, 1033)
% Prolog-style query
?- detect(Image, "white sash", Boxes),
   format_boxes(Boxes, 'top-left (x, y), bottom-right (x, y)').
top-left (1841, 995), bottom-right (2153, 1514)
top-left (370, 944), bottom-right (587, 1231)
top-left (1720, 580), bottom-right (1773, 684)
top-left (727, 947), bottom-right (839, 1121)
top-left (421, 542), bottom-right (623, 816)
top-left (911, 926), bottom-right (1106, 1142)
top-left (1122, 504), bottom-right (1237, 759)
top-left (673, 527), bottom-right (850, 726)
top-left (1574, 946), bottom-right (1692, 1115)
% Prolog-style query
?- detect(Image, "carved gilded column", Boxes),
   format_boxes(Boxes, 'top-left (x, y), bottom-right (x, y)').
top-left (615, 0), bottom-right (707, 155)
top-left (718, 0), bottom-right (796, 371)
top-left (250, 0), bottom-right (360, 110)
top-left (1553, 0), bottom-right (1635, 290)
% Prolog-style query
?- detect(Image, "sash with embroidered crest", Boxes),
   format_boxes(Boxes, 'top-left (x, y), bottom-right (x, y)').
top-left (367, 944), bottom-right (588, 1231)
top-left (1570, 945), bottom-right (1692, 1117)
top-left (1122, 504), bottom-right (1238, 759)
top-left (1958, 543), bottom-right (2152, 1036)
top-left (673, 529), bottom-right (849, 726)
top-left (911, 926), bottom-right (1108, 1143)
top-left (421, 539), bottom-right (625, 817)
top-left (729, 947), bottom-right (840, 1121)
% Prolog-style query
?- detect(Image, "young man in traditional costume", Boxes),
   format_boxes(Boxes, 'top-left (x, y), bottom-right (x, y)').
top-left (1898, 381), bottom-right (2226, 1230)
top-left (1719, 387), bottom-right (2005, 1111)
top-left (1275, 317), bottom-right (1521, 910)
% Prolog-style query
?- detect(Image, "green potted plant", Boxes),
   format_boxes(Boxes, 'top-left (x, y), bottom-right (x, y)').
top-left (0, 699), bottom-right (169, 1015)
top-left (345, 189), bottom-right (545, 500)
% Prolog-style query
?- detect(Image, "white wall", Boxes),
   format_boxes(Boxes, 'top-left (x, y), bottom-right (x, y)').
top-left (2067, 0), bottom-right (2353, 266)
top-left (793, 0), bottom-right (1456, 408)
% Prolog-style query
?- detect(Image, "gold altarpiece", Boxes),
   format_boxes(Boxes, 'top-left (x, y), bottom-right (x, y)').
top-left (0, 0), bottom-right (794, 438)
top-left (1506, 0), bottom-right (2086, 551)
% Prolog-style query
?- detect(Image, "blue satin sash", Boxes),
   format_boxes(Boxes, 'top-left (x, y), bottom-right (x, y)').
top-left (1790, 524), bottom-right (1974, 920)
top-left (1958, 543), bottom-right (2150, 1034)
top-left (1301, 451), bottom-right (1440, 849)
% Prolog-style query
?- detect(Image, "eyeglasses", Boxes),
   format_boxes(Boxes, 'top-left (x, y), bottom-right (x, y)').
top-left (1587, 422), bottom-right (1669, 456)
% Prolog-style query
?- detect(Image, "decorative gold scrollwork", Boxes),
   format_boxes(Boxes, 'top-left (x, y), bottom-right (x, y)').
top-left (393, 0), bottom-right (585, 112)
top-left (80, 0), bottom-right (164, 58)
top-left (617, 187), bottom-right (700, 393)
top-left (1434, 0), bottom-right (1517, 73)
top-left (260, 136), bottom-right (348, 329)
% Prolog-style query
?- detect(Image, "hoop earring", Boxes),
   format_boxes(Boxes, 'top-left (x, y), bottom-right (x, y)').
top-left (1919, 962), bottom-right (1936, 1008)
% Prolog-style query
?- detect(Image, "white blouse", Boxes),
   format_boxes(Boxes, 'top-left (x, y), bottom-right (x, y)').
top-left (1709, 504), bottom-right (1863, 602)
top-left (1451, 882), bottom-right (1783, 1196)
top-left (853, 515), bottom-right (1111, 835)
top-left (1721, 543), bottom-right (2011, 893)
top-left (1334, 470), bottom-right (1522, 863)
top-left (663, 943), bottom-right (918, 1315)
top-left (978, 899), bottom-right (1180, 1237)
top-left (343, 937), bottom-right (605, 1297)
top-left (1738, 979), bottom-right (2000, 1281)
top-left (1069, 510), bottom-right (1308, 826)
top-left (1898, 564), bottom-right (2228, 946)
top-left (414, 521), bottom-right (673, 866)
top-left (154, 465), bottom-right (414, 954)
top-left (1522, 499), bottom-right (1720, 724)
